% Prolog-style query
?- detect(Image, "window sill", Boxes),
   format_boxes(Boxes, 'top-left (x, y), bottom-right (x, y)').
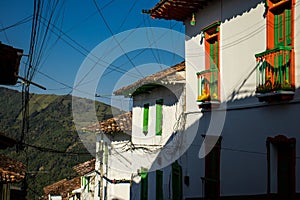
top-left (197, 100), bottom-right (220, 109)
top-left (256, 90), bottom-right (294, 102)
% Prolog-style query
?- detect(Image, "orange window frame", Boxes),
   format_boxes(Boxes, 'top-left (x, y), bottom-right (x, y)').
top-left (266, 0), bottom-right (295, 49)
top-left (202, 21), bottom-right (221, 99)
top-left (266, 0), bottom-right (295, 87)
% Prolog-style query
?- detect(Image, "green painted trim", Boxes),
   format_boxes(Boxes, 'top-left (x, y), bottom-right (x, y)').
top-left (274, 14), bottom-right (279, 47)
top-left (196, 68), bottom-right (218, 76)
top-left (201, 21), bottom-right (221, 32)
top-left (155, 99), bottom-right (163, 136)
top-left (210, 43), bottom-right (214, 68)
top-left (255, 46), bottom-right (293, 58)
top-left (143, 104), bottom-right (149, 133)
top-left (285, 9), bottom-right (292, 45)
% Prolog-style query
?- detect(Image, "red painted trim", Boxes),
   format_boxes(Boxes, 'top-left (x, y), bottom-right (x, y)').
top-left (267, 0), bottom-right (274, 49)
top-left (266, 0), bottom-right (295, 89)
top-left (203, 22), bottom-right (221, 100)
top-left (205, 36), bottom-right (210, 70)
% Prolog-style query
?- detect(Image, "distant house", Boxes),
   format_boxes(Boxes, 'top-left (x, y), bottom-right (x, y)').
top-left (43, 177), bottom-right (81, 200)
top-left (113, 62), bottom-right (186, 200)
top-left (0, 133), bottom-right (26, 200)
top-left (84, 112), bottom-right (132, 200)
top-left (72, 159), bottom-right (96, 200)
top-left (43, 159), bottom-right (97, 200)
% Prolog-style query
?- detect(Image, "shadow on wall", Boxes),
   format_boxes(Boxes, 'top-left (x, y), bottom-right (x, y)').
top-left (133, 84), bottom-right (183, 108)
top-left (186, 0), bottom-right (265, 39)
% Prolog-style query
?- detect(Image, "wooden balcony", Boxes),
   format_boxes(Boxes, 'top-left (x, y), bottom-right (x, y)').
top-left (255, 46), bottom-right (295, 102)
top-left (196, 68), bottom-right (220, 109)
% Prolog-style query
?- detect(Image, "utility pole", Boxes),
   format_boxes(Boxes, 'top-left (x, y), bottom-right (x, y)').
top-left (99, 130), bottom-right (104, 200)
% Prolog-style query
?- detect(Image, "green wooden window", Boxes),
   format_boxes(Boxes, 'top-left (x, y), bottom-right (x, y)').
top-left (274, 9), bottom-right (292, 47)
top-left (285, 9), bottom-right (292, 45)
top-left (208, 41), bottom-right (219, 98)
top-left (143, 104), bottom-right (149, 134)
top-left (81, 176), bottom-right (90, 191)
top-left (209, 41), bottom-right (218, 69)
top-left (156, 170), bottom-right (163, 200)
top-left (172, 161), bottom-right (182, 200)
top-left (155, 99), bottom-right (163, 136)
top-left (140, 171), bottom-right (148, 200)
top-left (104, 143), bottom-right (108, 164)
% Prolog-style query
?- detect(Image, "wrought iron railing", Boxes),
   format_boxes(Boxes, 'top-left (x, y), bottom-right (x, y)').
top-left (255, 46), bottom-right (295, 94)
top-left (196, 68), bottom-right (219, 102)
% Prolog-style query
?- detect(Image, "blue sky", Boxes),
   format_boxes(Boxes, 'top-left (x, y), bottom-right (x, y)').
top-left (0, 0), bottom-right (185, 108)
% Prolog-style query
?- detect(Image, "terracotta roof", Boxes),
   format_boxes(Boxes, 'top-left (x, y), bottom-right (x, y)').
top-left (114, 61), bottom-right (185, 96)
top-left (143, 0), bottom-right (209, 21)
top-left (0, 154), bottom-right (26, 183)
top-left (43, 177), bottom-right (80, 200)
top-left (73, 159), bottom-right (95, 176)
top-left (83, 112), bottom-right (132, 134)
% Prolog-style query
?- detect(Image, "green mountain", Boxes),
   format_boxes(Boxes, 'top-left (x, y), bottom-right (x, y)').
top-left (0, 87), bottom-right (118, 199)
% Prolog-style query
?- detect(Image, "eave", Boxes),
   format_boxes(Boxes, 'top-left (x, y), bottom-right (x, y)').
top-left (143, 0), bottom-right (209, 21)
top-left (114, 61), bottom-right (185, 97)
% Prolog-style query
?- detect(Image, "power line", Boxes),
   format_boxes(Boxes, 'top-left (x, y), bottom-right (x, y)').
top-left (37, 15), bottom-right (143, 80)
top-left (23, 142), bottom-right (91, 155)
top-left (92, 0), bottom-right (145, 78)
top-left (117, 0), bottom-right (139, 32)
top-left (0, 15), bottom-right (33, 32)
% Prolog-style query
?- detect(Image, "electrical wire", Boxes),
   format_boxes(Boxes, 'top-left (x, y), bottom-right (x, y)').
top-left (117, 0), bottom-right (139, 32)
top-left (92, 0), bottom-right (145, 78)
top-left (37, 15), bottom-right (143, 80)
top-left (0, 23), bottom-right (11, 44)
top-left (0, 15), bottom-right (33, 32)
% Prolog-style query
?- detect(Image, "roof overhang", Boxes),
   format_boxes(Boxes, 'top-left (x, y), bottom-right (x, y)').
top-left (114, 61), bottom-right (185, 97)
top-left (143, 0), bottom-right (209, 21)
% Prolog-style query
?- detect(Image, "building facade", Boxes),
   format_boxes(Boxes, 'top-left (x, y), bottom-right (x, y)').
top-left (114, 62), bottom-right (188, 200)
top-left (145, 0), bottom-right (300, 199)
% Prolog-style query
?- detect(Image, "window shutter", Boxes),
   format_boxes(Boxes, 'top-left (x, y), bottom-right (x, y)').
top-left (210, 43), bottom-right (214, 69)
top-left (155, 99), bottom-right (163, 136)
top-left (143, 104), bottom-right (149, 134)
top-left (274, 14), bottom-right (279, 47)
top-left (285, 9), bottom-right (292, 45)
top-left (215, 41), bottom-right (219, 68)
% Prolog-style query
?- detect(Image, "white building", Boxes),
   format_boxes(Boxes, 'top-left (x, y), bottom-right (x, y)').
top-left (143, 0), bottom-right (300, 199)
top-left (72, 159), bottom-right (96, 200)
top-left (86, 112), bottom-right (132, 200)
top-left (114, 62), bottom-right (187, 200)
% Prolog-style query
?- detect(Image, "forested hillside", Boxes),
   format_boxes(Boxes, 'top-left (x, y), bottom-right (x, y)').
top-left (0, 87), bottom-right (117, 199)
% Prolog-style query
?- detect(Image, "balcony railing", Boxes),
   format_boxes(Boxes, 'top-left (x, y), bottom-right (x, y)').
top-left (196, 68), bottom-right (219, 103)
top-left (255, 46), bottom-right (295, 95)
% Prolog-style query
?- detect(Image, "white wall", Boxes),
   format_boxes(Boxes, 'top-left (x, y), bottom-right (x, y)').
top-left (183, 0), bottom-right (300, 197)
top-left (132, 84), bottom-right (185, 146)
top-left (221, 2), bottom-right (266, 100)
top-left (185, 0), bottom-right (266, 106)
top-left (95, 134), bottom-right (132, 200)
